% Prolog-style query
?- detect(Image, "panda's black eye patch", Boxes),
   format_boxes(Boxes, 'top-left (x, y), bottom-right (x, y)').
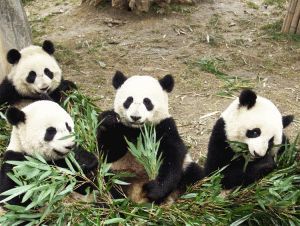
top-left (26, 71), bottom-right (37, 83)
top-left (44, 127), bottom-right (57, 141)
top-left (143, 98), bottom-right (154, 111)
top-left (66, 122), bottom-right (71, 132)
top-left (246, 128), bottom-right (261, 138)
top-left (44, 68), bottom-right (54, 79)
top-left (123, 96), bottom-right (133, 109)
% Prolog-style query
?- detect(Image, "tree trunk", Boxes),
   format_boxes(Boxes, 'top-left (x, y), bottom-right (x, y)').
top-left (0, 0), bottom-right (32, 80)
top-left (282, 0), bottom-right (300, 34)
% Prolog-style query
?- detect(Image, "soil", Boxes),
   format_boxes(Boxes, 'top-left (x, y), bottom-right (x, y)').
top-left (24, 0), bottom-right (300, 160)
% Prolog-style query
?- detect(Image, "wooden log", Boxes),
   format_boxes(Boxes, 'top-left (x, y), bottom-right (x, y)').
top-left (290, 0), bottom-right (300, 33)
top-left (0, 0), bottom-right (32, 80)
top-left (282, 0), bottom-right (298, 33)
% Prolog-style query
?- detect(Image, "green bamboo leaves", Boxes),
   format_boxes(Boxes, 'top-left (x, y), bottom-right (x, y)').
top-left (125, 124), bottom-right (163, 180)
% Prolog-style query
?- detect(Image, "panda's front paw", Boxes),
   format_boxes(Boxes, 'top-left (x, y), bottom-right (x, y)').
top-left (74, 148), bottom-right (98, 172)
top-left (100, 111), bottom-right (120, 128)
top-left (251, 155), bottom-right (276, 180)
top-left (61, 80), bottom-right (77, 92)
top-left (39, 93), bottom-right (53, 101)
top-left (143, 180), bottom-right (165, 203)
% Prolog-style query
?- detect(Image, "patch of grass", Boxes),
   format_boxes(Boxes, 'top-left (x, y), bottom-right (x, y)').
top-left (55, 44), bottom-right (81, 66)
top-left (169, 3), bottom-right (194, 14)
top-left (263, 0), bottom-right (287, 9)
top-left (261, 20), bottom-right (300, 42)
top-left (246, 1), bottom-right (259, 10)
top-left (192, 58), bottom-right (254, 98)
top-left (22, 0), bottom-right (35, 5)
top-left (30, 26), bottom-right (46, 40)
top-left (209, 13), bottom-right (221, 29)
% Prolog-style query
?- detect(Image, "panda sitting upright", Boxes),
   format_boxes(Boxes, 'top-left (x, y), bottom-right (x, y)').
top-left (97, 71), bottom-right (203, 204)
top-left (204, 89), bottom-right (294, 189)
top-left (0, 100), bottom-right (98, 206)
top-left (0, 40), bottom-right (76, 108)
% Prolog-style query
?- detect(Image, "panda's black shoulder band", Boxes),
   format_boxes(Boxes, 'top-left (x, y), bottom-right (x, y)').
top-left (6, 107), bottom-right (26, 125)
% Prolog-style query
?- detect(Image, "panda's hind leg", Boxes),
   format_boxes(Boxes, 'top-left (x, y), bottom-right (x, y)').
top-left (178, 162), bottom-right (204, 191)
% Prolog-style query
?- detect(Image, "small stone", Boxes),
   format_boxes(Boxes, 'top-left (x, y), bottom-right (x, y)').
top-left (98, 61), bottom-right (106, 68)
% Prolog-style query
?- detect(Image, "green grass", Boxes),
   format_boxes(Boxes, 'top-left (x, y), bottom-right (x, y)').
top-left (55, 44), bottom-right (81, 66)
top-left (191, 58), bottom-right (254, 98)
top-left (0, 91), bottom-right (299, 225)
top-left (246, 1), bottom-right (259, 10)
top-left (261, 20), bottom-right (300, 42)
top-left (21, 0), bottom-right (35, 5)
top-left (263, 0), bottom-right (287, 9)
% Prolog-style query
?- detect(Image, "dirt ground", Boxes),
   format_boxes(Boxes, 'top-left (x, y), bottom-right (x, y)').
top-left (24, 0), bottom-right (299, 160)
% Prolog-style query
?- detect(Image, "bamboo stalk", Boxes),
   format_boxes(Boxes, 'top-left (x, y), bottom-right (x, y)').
top-left (282, 0), bottom-right (298, 33)
top-left (290, 0), bottom-right (300, 33)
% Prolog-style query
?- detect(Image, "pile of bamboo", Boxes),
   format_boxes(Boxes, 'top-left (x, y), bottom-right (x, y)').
top-left (282, 0), bottom-right (300, 34)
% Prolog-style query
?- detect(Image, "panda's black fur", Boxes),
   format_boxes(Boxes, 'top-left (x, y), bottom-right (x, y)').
top-left (97, 72), bottom-right (203, 204)
top-left (0, 40), bottom-right (76, 107)
top-left (204, 89), bottom-right (294, 189)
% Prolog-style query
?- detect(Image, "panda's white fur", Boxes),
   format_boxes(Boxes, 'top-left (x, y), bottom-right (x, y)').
top-left (7, 100), bottom-right (74, 161)
top-left (222, 95), bottom-right (283, 157)
top-left (7, 45), bottom-right (62, 97)
top-left (114, 75), bottom-right (170, 127)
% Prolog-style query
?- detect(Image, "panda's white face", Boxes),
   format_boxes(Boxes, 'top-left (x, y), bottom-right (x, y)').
top-left (113, 72), bottom-right (173, 128)
top-left (7, 44), bottom-right (62, 97)
top-left (222, 90), bottom-right (284, 157)
top-left (7, 101), bottom-right (75, 161)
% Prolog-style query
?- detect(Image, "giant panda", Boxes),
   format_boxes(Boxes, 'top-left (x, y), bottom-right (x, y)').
top-left (0, 40), bottom-right (76, 109)
top-left (97, 71), bottom-right (203, 204)
top-left (0, 100), bottom-right (98, 207)
top-left (204, 89), bottom-right (294, 189)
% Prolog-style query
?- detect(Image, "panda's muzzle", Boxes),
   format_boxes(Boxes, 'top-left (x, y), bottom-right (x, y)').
top-left (130, 116), bottom-right (141, 122)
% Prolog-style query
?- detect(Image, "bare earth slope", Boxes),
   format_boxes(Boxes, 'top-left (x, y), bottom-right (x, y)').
top-left (24, 0), bottom-right (299, 160)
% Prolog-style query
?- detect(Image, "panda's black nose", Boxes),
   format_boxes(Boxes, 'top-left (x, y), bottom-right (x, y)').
top-left (130, 116), bottom-right (141, 121)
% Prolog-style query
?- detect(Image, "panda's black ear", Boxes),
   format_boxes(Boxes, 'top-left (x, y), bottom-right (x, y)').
top-left (42, 40), bottom-right (55, 55)
top-left (6, 107), bottom-right (26, 126)
top-left (7, 49), bottom-right (21, 64)
top-left (282, 115), bottom-right (294, 128)
top-left (113, 71), bottom-right (127, 89)
top-left (239, 89), bottom-right (257, 109)
top-left (159, 74), bottom-right (174, 93)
